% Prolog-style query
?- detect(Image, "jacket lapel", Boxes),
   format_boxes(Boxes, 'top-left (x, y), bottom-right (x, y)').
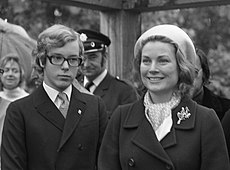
top-left (123, 100), bottom-right (174, 167)
top-left (57, 87), bottom-right (86, 151)
top-left (123, 97), bottom-right (197, 165)
top-left (34, 86), bottom-right (65, 131)
top-left (93, 73), bottom-right (112, 97)
top-left (172, 97), bottom-right (196, 130)
top-left (161, 97), bottom-right (196, 149)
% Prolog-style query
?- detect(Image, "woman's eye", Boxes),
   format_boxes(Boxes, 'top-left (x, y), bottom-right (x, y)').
top-left (12, 69), bottom-right (19, 73)
top-left (142, 59), bottom-right (151, 64)
top-left (159, 59), bottom-right (169, 64)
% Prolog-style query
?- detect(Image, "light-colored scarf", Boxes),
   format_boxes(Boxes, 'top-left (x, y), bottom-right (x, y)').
top-left (144, 91), bottom-right (181, 141)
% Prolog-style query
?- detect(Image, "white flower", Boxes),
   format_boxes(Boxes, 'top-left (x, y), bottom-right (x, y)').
top-left (80, 33), bottom-right (87, 42)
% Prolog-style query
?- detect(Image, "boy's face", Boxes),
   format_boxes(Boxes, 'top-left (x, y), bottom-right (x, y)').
top-left (43, 40), bottom-right (80, 92)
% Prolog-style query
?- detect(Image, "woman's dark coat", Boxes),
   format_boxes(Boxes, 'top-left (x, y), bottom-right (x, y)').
top-left (98, 97), bottom-right (230, 170)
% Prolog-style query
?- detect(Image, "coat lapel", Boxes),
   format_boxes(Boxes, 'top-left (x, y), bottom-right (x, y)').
top-left (161, 97), bottom-right (196, 149)
top-left (123, 100), bottom-right (174, 167)
top-left (123, 97), bottom-right (197, 165)
top-left (172, 97), bottom-right (196, 130)
top-left (57, 87), bottom-right (86, 151)
top-left (93, 73), bottom-right (112, 97)
top-left (34, 86), bottom-right (65, 131)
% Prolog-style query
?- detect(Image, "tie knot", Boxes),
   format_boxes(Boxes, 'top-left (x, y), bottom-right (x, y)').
top-left (57, 92), bottom-right (69, 118)
top-left (58, 92), bottom-right (69, 107)
top-left (85, 81), bottom-right (94, 91)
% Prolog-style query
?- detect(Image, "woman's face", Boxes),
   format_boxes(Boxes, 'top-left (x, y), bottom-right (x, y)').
top-left (1, 60), bottom-right (21, 90)
top-left (140, 41), bottom-right (179, 98)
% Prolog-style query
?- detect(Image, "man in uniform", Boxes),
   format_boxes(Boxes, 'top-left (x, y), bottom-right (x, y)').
top-left (78, 29), bottom-right (138, 118)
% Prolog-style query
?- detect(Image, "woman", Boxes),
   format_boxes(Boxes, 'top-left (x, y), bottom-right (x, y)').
top-left (0, 53), bottom-right (29, 102)
top-left (0, 67), bottom-right (10, 169)
top-left (98, 24), bottom-right (230, 170)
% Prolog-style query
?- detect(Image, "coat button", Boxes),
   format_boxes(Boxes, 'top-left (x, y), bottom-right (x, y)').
top-left (165, 164), bottom-right (171, 169)
top-left (78, 144), bottom-right (83, 151)
top-left (128, 158), bottom-right (135, 167)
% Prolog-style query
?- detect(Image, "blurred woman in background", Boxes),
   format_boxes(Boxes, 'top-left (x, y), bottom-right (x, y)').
top-left (98, 24), bottom-right (229, 170)
top-left (0, 53), bottom-right (29, 102)
top-left (0, 67), bottom-right (11, 169)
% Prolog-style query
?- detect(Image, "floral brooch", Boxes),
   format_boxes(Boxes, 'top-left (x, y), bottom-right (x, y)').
top-left (177, 106), bottom-right (191, 124)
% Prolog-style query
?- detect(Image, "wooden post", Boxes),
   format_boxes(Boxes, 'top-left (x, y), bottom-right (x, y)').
top-left (100, 10), bottom-right (141, 83)
top-left (0, 0), bottom-right (8, 19)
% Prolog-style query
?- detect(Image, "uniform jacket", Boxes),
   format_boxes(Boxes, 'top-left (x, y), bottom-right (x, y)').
top-left (1, 85), bottom-right (108, 170)
top-left (98, 97), bottom-right (230, 170)
top-left (93, 73), bottom-right (138, 118)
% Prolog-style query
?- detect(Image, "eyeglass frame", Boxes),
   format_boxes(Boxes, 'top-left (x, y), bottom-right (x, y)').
top-left (46, 54), bottom-right (83, 67)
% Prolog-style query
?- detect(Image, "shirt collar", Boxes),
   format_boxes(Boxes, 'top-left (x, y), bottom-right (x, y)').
top-left (84, 69), bottom-right (107, 87)
top-left (43, 82), bottom-right (72, 102)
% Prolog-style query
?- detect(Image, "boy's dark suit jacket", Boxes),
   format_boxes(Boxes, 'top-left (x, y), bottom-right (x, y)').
top-left (1, 85), bottom-right (107, 170)
top-left (98, 97), bottom-right (230, 170)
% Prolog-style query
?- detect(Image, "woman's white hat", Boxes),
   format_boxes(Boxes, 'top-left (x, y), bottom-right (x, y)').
top-left (134, 24), bottom-right (196, 65)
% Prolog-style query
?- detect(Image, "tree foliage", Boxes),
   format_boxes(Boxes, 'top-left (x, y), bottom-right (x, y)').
top-left (1, 0), bottom-right (100, 40)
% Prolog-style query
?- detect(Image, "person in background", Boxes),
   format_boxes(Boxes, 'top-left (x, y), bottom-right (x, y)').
top-left (0, 53), bottom-right (29, 102)
top-left (191, 48), bottom-right (230, 120)
top-left (1, 24), bottom-right (107, 170)
top-left (0, 67), bottom-right (10, 170)
top-left (98, 24), bottom-right (229, 170)
top-left (78, 29), bottom-right (138, 118)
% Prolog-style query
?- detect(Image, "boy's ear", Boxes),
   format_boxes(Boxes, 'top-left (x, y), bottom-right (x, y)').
top-left (39, 59), bottom-right (45, 68)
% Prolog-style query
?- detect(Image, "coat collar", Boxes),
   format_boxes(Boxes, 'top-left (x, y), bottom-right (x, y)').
top-left (33, 85), bottom-right (65, 130)
top-left (33, 85), bottom-right (87, 150)
top-left (93, 72), bottom-right (112, 96)
top-left (123, 96), bottom-right (197, 165)
top-left (123, 96), bottom-right (196, 130)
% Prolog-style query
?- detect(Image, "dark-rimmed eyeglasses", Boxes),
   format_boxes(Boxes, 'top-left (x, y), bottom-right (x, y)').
top-left (47, 55), bottom-right (82, 67)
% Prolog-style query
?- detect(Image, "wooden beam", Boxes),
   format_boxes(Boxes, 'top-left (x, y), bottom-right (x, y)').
top-left (100, 11), bottom-right (141, 82)
top-left (41, 0), bottom-right (122, 10)
top-left (41, 0), bottom-right (230, 11)
top-left (123, 0), bottom-right (230, 12)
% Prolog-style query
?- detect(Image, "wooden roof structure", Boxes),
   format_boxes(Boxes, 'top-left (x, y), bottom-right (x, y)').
top-left (29, 0), bottom-right (230, 81)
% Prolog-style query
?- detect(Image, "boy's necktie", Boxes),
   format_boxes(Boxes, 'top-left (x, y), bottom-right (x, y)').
top-left (57, 92), bottom-right (69, 118)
